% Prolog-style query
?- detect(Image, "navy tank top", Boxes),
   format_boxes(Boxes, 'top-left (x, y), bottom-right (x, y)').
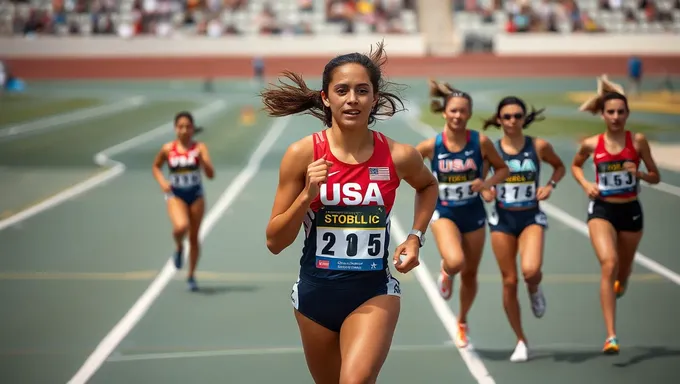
top-left (431, 130), bottom-right (484, 210)
top-left (492, 135), bottom-right (541, 210)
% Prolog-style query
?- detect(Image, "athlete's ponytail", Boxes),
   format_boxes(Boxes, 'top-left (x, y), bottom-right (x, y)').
top-left (481, 96), bottom-right (546, 130)
top-left (428, 78), bottom-right (473, 113)
top-left (579, 74), bottom-right (628, 115)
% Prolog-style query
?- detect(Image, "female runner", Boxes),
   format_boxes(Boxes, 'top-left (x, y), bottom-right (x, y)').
top-left (481, 96), bottom-right (565, 362)
top-left (261, 42), bottom-right (439, 383)
top-left (415, 80), bottom-right (509, 348)
top-left (152, 111), bottom-right (215, 292)
top-left (571, 75), bottom-right (660, 354)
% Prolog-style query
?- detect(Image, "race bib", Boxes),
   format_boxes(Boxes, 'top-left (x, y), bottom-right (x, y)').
top-left (436, 169), bottom-right (479, 206)
top-left (497, 182), bottom-right (536, 208)
top-left (170, 170), bottom-right (201, 188)
top-left (438, 182), bottom-right (477, 202)
top-left (596, 161), bottom-right (636, 197)
top-left (315, 205), bottom-right (387, 271)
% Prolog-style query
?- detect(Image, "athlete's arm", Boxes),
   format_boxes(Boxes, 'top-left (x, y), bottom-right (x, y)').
top-left (392, 142), bottom-right (438, 240)
top-left (265, 137), bottom-right (316, 255)
top-left (415, 137), bottom-right (435, 162)
top-left (480, 135), bottom-right (509, 189)
top-left (197, 142), bottom-right (215, 179)
top-left (535, 138), bottom-right (566, 187)
top-left (634, 133), bottom-right (661, 184)
top-left (152, 144), bottom-right (171, 192)
top-left (571, 135), bottom-right (596, 189)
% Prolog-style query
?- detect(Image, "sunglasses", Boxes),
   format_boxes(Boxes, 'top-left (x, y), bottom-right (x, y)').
top-left (501, 113), bottom-right (524, 120)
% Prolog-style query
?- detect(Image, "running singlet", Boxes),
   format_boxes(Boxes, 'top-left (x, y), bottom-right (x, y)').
top-left (430, 130), bottom-right (483, 208)
top-left (167, 142), bottom-right (202, 189)
top-left (494, 136), bottom-right (540, 209)
top-left (300, 130), bottom-right (400, 282)
top-left (593, 130), bottom-right (639, 198)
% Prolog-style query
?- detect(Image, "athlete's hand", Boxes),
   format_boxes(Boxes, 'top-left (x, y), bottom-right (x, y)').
top-left (393, 236), bottom-right (420, 274)
top-left (623, 161), bottom-right (638, 176)
top-left (160, 180), bottom-right (172, 194)
top-left (583, 182), bottom-right (600, 199)
top-left (536, 185), bottom-right (553, 201)
top-left (481, 187), bottom-right (496, 202)
top-left (304, 155), bottom-right (334, 200)
top-left (470, 178), bottom-right (485, 193)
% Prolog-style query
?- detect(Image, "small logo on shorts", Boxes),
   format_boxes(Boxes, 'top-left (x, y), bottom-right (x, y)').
top-left (633, 215), bottom-right (640, 220)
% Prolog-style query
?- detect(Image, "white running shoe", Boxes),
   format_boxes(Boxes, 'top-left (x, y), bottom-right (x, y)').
top-left (510, 340), bottom-right (530, 362)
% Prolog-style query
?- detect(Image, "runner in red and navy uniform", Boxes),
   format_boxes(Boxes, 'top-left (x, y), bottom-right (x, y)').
top-left (152, 111), bottom-right (215, 292)
top-left (262, 43), bottom-right (438, 383)
top-left (571, 75), bottom-right (660, 355)
top-left (415, 79), bottom-right (509, 349)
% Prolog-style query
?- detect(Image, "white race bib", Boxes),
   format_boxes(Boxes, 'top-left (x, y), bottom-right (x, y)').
top-left (597, 170), bottom-right (636, 196)
top-left (315, 205), bottom-right (386, 271)
top-left (497, 182), bottom-right (536, 207)
top-left (438, 181), bottom-right (478, 205)
top-left (170, 170), bottom-right (201, 188)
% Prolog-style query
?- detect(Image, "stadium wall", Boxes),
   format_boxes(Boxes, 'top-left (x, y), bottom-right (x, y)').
top-left (2, 34), bottom-right (679, 79)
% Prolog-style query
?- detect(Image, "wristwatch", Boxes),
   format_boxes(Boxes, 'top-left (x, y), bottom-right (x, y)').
top-left (408, 229), bottom-right (425, 248)
top-left (549, 180), bottom-right (557, 189)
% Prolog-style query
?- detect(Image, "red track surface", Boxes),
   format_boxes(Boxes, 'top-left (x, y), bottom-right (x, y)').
top-left (7, 53), bottom-right (680, 79)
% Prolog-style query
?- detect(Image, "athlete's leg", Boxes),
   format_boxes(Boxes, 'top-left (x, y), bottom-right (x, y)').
top-left (615, 230), bottom-right (643, 297)
top-left (186, 196), bottom-right (205, 290)
top-left (294, 310), bottom-right (341, 384)
top-left (588, 218), bottom-right (619, 342)
top-left (458, 226), bottom-right (485, 324)
top-left (431, 218), bottom-right (464, 300)
top-left (518, 224), bottom-right (546, 317)
top-left (490, 231), bottom-right (525, 343)
top-left (453, 226), bottom-right (485, 349)
top-left (167, 196), bottom-right (190, 268)
top-left (338, 295), bottom-right (400, 384)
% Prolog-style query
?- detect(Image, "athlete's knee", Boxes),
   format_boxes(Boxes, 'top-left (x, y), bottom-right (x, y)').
top-left (522, 266), bottom-right (542, 285)
top-left (172, 223), bottom-right (189, 237)
top-left (460, 268), bottom-right (478, 286)
top-left (502, 274), bottom-right (518, 291)
top-left (442, 256), bottom-right (464, 276)
top-left (339, 368), bottom-right (377, 384)
top-left (600, 258), bottom-right (618, 278)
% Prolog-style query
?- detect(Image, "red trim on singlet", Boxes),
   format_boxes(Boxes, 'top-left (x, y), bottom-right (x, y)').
top-left (593, 130), bottom-right (640, 199)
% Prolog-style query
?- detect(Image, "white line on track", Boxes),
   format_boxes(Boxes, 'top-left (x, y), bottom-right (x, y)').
top-left (66, 115), bottom-right (292, 384)
top-left (0, 96), bottom-right (147, 140)
top-left (0, 99), bottom-right (227, 232)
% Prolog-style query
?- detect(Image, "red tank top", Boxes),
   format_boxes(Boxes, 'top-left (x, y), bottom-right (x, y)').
top-left (303, 129), bottom-right (400, 277)
top-left (593, 131), bottom-right (639, 199)
top-left (167, 141), bottom-right (202, 189)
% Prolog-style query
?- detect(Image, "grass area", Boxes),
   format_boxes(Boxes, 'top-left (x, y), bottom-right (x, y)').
top-left (0, 95), bottom-right (104, 126)
top-left (419, 105), bottom-right (672, 139)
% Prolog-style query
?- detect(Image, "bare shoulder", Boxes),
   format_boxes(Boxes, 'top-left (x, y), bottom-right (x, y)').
top-left (282, 134), bottom-right (315, 166)
top-left (633, 131), bottom-right (648, 145)
top-left (579, 134), bottom-right (599, 151)
top-left (160, 142), bottom-right (173, 153)
top-left (533, 137), bottom-right (553, 151)
top-left (383, 134), bottom-right (422, 173)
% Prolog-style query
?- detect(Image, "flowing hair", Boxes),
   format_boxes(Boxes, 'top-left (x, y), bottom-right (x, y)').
top-left (259, 41), bottom-right (406, 127)
top-left (428, 79), bottom-right (472, 113)
top-left (579, 74), bottom-right (629, 115)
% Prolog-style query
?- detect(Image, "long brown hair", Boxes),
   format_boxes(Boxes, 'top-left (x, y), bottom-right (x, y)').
top-left (428, 79), bottom-right (472, 113)
top-left (259, 41), bottom-right (406, 127)
top-left (579, 74), bottom-right (629, 115)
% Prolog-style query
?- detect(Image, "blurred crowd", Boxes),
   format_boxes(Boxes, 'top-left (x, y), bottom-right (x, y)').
top-left (2, 0), bottom-right (678, 37)
top-left (0, 0), bottom-right (417, 37)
